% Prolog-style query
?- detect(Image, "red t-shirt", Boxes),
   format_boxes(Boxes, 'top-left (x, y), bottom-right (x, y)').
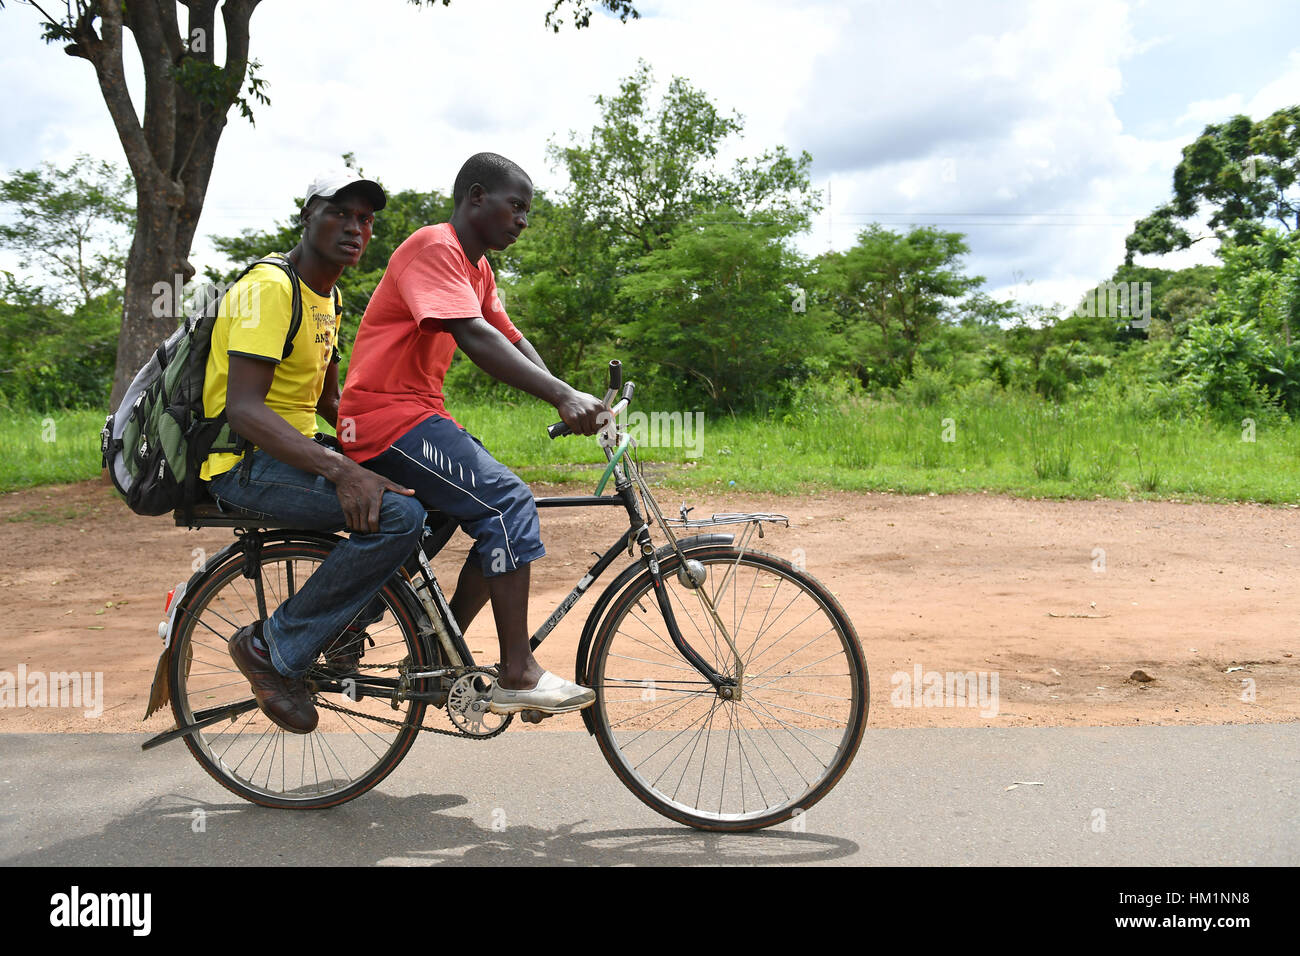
top-left (338, 223), bottom-right (521, 462)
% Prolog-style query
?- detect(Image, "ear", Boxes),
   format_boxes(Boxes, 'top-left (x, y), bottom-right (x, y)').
top-left (467, 183), bottom-right (487, 207)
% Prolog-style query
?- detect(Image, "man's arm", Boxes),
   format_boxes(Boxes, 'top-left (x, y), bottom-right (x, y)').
top-left (513, 335), bottom-right (549, 375)
top-left (448, 318), bottom-right (604, 434)
top-left (225, 355), bottom-right (415, 533)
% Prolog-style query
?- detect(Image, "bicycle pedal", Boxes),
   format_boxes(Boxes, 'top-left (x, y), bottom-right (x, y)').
top-left (520, 709), bottom-right (548, 724)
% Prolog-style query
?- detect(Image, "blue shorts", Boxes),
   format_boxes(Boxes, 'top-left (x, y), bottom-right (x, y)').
top-left (364, 415), bottom-right (544, 577)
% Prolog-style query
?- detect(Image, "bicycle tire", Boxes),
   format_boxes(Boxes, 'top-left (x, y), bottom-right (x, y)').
top-left (169, 538), bottom-right (432, 809)
top-left (587, 546), bottom-right (867, 831)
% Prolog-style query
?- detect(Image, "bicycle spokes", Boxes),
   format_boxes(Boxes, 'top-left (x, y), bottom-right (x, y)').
top-left (590, 549), bottom-right (866, 830)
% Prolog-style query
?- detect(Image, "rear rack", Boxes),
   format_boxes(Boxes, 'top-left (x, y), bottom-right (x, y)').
top-left (665, 509), bottom-right (790, 530)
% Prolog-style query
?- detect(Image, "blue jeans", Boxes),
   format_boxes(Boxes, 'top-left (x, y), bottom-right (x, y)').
top-left (208, 451), bottom-right (427, 678)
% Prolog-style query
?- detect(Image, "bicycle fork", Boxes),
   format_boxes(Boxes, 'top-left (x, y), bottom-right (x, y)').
top-left (616, 477), bottom-right (745, 701)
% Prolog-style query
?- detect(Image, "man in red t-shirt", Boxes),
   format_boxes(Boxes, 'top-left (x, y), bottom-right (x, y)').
top-left (338, 152), bottom-right (605, 715)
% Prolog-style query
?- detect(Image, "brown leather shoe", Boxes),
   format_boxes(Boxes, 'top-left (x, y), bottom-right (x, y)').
top-left (229, 623), bottom-right (319, 734)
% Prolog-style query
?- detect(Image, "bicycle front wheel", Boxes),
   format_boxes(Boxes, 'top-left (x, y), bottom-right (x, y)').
top-left (588, 547), bottom-right (867, 831)
top-left (169, 538), bottom-right (433, 809)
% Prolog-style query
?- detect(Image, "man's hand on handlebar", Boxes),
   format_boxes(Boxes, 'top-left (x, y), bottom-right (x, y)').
top-left (556, 389), bottom-right (607, 436)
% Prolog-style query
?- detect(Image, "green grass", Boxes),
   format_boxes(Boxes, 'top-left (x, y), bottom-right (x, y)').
top-left (439, 395), bottom-right (1300, 503)
top-left (5, 395), bottom-right (1299, 504)
top-left (0, 408), bottom-right (107, 492)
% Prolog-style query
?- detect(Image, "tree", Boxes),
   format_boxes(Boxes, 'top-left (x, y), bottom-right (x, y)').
top-left (617, 209), bottom-right (821, 412)
top-left (496, 191), bottom-right (622, 385)
top-left (2, 0), bottom-right (639, 407)
top-left (550, 60), bottom-right (818, 256)
top-left (1125, 106), bottom-right (1300, 263)
top-left (1210, 229), bottom-right (1300, 346)
top-left (0, 273), bottom-right (119, 408)
top-left (515, 62), bottom-right (818, 389)
top-left (0, 154), bottom-right (133, 309)
top-left (810, 225), bottom-right (983, 386)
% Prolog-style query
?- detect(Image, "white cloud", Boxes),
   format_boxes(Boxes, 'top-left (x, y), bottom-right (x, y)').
top-left (1246, 49), bottom-right (1300, 117)
top-left (789, 0), bottom-right (1153, 304)
top-left (1177, 93), bottom-right (1246, 128)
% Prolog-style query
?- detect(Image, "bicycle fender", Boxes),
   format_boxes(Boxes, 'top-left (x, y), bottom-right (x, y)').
top-left (169, 530), bottom-right (342, 642)
top-left (173, 529), bottom-right (340, 595)
top-left (576, 533), bottom-right (733, 736)
top-left (143, 645), bottom-right (173, 719)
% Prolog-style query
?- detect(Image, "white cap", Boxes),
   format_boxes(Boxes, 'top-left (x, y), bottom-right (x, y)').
top-left (304, 170), bottom-right (387, 211)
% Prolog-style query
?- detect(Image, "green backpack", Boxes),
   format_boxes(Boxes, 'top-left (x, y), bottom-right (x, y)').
top-left (101, 254), bottom-right (335, 520)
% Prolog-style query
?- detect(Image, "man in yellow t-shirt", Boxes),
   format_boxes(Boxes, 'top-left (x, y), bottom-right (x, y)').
top-left (205, 172), bottom-right (426, 735)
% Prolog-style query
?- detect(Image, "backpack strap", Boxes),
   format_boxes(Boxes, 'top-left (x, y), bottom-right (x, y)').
top-left (244, 253), bottom-right (305, 359)
top-left (331, 285), bottom-right (343, 364)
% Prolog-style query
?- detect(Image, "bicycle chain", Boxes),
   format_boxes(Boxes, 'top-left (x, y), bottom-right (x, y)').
top-left (314, 664), bottom-right (513, 740)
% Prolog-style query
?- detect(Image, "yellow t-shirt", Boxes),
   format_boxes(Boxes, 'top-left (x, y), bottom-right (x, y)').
top-left (200, 262), bottom-right (338, 480)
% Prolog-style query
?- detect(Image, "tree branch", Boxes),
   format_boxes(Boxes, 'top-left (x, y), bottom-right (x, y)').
top-left (182, 0), bottom-right (217, 62)
top-left (220, 0), bottom-right (256, 82)
top-left (124, 0), bottom-right (180, 182)
top-left (81, 2), bottom-right (160, 191)
top-left (24, 0), bottom-right (66, 34)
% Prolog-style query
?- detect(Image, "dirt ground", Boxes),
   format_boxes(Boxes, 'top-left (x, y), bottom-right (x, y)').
top-left (1, 478), bottom-right (1297, 733)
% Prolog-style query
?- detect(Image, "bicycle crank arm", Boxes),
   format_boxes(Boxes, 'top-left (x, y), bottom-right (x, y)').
top-left (140, 699), bottom-right (259, 751)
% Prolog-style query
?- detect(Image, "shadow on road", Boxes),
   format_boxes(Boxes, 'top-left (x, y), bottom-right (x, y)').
top-left (13, 791), bottom-right (858, 866)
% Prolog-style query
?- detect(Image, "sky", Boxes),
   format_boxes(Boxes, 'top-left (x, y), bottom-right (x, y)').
top-left (1, 0), bottom-right (1298, 312)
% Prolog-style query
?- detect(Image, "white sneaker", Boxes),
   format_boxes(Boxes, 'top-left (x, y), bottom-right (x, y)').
top-left (489, 670), bottom-right (596, 715)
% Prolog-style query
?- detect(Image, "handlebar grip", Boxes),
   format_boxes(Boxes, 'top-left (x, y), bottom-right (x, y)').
top-left (548, 421), bottom-right (573, 439)
top-left (608, 360), bottom-right (622, 393)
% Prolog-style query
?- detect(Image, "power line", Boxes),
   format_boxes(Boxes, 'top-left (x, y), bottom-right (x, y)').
top-left (837, 211), bottom-right (1148, 217)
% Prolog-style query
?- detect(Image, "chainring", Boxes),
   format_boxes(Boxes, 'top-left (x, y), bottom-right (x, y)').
top-left (445, 666), bottom-right (513, 738)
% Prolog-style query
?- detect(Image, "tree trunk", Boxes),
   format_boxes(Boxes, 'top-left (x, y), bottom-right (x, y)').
top-left (113, 189), bottom-right (192, 407)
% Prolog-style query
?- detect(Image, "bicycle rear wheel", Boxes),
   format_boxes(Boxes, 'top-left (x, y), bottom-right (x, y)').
top-left (588, 547), bottom-right (867, 831)
top-left (169, 538), bottom-right (432, 809)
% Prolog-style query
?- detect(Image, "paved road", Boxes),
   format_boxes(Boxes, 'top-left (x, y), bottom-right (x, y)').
top-left (1, 725), bottom-right (1296, 866)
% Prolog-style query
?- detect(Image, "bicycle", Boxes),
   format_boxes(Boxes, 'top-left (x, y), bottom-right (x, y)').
top-left (142, 361), bottom-right (868, 831)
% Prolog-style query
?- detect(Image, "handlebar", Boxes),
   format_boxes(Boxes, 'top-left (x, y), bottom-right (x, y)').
top-left (548, 360), bottom-right (629, 439)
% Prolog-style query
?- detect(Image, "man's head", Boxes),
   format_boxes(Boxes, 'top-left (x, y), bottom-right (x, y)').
top-left (300, 171), bottom-right (386, 268)
top-left (452, 152), bottom-right (533, 251)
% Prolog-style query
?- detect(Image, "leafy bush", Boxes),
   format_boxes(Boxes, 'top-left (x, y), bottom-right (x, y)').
top-left (1172, 318), bottom-right (1283, 419)
top-left (784, 369), bottom-right (866, 417)
top-left (894, 360), bottom-right (955, 407)
top-left (0, 280), bottom-right (118, 410)
top-left (1034, 342), bottom-right (1112, 402)
top-left (617, 208), bottom-right (823, 413)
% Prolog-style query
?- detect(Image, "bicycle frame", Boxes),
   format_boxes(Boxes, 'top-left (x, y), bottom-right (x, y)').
top-left (396, 487), bottom-right (753, 697)
top-left (391, 385), bottom-right (789, 704)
